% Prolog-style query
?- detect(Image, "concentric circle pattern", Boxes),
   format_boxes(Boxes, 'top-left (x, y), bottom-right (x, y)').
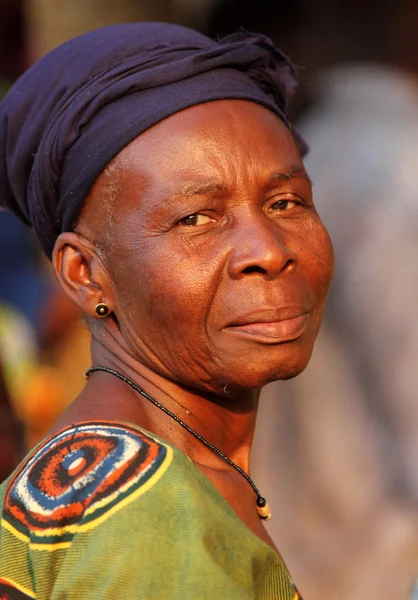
top-left (3, 422), bottom-right (169, 546)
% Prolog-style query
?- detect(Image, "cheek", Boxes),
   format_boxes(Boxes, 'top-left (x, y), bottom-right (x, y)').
top-left (115, 240), bottom-right (218, 336)
top-left (299, 221), bottom-right (334, 303)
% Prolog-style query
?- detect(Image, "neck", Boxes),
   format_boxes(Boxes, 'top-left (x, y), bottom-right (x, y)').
top-left (74, 335), bottom-right (261, 473)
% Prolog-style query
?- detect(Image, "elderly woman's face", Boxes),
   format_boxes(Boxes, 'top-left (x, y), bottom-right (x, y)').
top-left (85, 100), bottom-right (333, 391)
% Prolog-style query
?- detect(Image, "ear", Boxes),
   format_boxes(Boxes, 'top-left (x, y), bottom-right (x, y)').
top-left (52, 232), bottom-right (114, 319)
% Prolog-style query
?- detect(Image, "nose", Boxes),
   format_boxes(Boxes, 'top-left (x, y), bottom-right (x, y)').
top-left (227, 215), bottom-right (298, 280)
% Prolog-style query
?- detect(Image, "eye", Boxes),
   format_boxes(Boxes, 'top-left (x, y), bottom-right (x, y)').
top-left (178, 213), bottom-right (215, 227)
top-left (270, 199), bottom-right (298, 211)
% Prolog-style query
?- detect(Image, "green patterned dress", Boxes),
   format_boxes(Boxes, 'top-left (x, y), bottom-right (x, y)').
top-left (0, 421), bottom-right (302, 599)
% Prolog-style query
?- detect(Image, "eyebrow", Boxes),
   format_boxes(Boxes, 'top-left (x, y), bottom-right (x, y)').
top-left (172, 181), bottom-right (228, 199)
top-left (266, 164), bottom-right (313, 187)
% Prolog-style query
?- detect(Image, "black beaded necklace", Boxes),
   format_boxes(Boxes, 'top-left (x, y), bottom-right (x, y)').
top-left (85, 365), bottom-right (271, 521)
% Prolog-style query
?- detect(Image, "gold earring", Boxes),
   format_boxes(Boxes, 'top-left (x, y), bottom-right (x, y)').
top-left (95, 303), bottom-right (109, 318)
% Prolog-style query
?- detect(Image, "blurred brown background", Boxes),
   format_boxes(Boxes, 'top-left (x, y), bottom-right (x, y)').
top-left (1, 1), bottom-right (418, 598)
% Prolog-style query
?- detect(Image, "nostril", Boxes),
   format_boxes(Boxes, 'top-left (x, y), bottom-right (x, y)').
top-left (241, 265), bottom-right (267, 275)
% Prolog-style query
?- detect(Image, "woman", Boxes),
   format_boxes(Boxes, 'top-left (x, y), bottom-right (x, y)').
top-left (0, 23), bottom-right (333, 599)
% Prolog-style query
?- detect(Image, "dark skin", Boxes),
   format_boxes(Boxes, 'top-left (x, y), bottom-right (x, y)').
top-left (52, 100), bottom-right (334, 549)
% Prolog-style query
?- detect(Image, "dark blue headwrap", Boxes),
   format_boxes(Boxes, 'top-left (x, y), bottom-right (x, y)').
top-left (0, 22), bottom-right (305, 258)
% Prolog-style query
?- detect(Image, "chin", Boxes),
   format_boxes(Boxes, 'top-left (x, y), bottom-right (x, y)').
top-left (223, 343), bottom-right (315, 389)
top-left (239, 364), bottom-right (308, 389)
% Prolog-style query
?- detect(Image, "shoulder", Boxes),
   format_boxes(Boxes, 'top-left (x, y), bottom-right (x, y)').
top-left (1, 421), bottom-right (174, 550)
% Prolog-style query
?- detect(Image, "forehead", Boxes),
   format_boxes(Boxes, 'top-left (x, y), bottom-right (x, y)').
top-left (110, 100), bottom-right (302, 185)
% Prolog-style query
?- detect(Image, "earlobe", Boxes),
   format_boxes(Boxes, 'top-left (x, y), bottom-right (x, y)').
top-left (52, 232), bottom-right (113, 318)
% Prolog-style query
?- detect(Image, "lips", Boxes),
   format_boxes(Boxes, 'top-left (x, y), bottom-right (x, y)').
top-left (225, 310), bottom-right (310, 343)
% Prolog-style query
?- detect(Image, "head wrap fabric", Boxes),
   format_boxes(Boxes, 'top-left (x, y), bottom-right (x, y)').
top-left (0, 22), bottom-right (305, 258)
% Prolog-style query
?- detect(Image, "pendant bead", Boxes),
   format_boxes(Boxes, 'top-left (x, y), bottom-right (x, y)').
top-left (256, 497), bottom-right (272, 521)
top-left (256, 502), bottom-right (271, 520)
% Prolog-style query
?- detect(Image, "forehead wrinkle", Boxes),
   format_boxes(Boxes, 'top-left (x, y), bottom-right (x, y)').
top-left (266, 164), bottom-right (312, 188)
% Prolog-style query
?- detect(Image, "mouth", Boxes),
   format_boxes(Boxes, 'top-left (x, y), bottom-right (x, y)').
top-left (224, 311), bottom-right (310, 344)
